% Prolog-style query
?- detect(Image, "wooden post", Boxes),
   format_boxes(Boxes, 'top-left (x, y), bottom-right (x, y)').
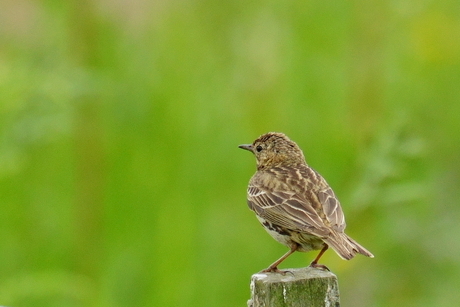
top-left (248, 267), bottom-right (340, 307)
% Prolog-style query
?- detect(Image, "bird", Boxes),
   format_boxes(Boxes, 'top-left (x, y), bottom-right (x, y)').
top-left (239, 132), bottom-right (373, 273)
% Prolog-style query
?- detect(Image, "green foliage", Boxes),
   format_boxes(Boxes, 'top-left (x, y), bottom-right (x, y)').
top-left (1, 0), bottom-right (460, 306)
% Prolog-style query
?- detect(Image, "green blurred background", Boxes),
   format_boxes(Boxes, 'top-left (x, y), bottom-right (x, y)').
top-left (1, 0), bottom-right (460, 306)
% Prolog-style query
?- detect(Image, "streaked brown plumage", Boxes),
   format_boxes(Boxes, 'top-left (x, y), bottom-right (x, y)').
top-left (239, 132), bottom-right (373, 273)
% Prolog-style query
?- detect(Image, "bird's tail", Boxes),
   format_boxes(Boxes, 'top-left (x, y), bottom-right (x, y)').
top-left (323, 232), bottom-right (374, 260)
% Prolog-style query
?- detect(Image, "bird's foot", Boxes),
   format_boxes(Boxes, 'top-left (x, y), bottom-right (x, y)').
top-left (309, 262), bottom-right (330, 271)
top-left (259, 267), bottom-right (292, 275)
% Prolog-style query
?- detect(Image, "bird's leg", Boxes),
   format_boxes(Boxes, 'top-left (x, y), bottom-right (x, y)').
top-left (309, 244), bottom-right (330, 271)
top-left (260, 243), bottom-right (298, 274)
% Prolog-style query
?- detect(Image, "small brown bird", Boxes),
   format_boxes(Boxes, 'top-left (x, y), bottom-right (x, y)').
top-left (239, 132), bottom-right (373, 273)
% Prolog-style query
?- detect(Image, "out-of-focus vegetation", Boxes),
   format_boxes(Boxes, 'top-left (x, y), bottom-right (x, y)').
top-left (1, 0), bottom-right (459, 306)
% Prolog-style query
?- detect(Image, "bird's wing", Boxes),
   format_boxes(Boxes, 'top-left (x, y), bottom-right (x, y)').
top-left (316, 185), bottom-right (346, 232)
top-left (247, 184), bottom-right (329, 237)
top-left (247, 171), bottom-right (345, 237)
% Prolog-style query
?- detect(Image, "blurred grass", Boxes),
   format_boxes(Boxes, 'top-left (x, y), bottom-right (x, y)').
top-left (1, 0), bottom-right (460, 306)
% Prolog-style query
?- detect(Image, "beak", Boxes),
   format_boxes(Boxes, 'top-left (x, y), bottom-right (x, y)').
top-left (238, 144), bottom-right (253, 152)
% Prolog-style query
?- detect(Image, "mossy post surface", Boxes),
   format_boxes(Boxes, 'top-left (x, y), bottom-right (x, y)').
top-left (248, 267), bottom-right (340, 307)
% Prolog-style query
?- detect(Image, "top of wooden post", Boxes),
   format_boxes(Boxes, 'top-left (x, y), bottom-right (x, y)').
top-left (248, 267), bottom-right (340, 307)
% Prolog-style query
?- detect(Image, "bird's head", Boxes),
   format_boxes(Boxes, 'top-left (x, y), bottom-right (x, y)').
top-left (239, 132), bottom-right (306, 169)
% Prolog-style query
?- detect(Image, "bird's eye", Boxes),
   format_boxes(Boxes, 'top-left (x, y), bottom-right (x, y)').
top-left (256, 145), bottom-right (263, 152)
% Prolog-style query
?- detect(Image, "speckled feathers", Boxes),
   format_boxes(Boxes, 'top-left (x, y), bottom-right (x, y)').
top-left (239, 132), bottom-right (373, 270)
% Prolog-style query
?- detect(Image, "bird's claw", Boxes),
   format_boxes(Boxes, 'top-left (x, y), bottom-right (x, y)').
top-left (309, 262), bottom-right (330, 271)
top-left (259, 267), bottom-right (293, 275)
